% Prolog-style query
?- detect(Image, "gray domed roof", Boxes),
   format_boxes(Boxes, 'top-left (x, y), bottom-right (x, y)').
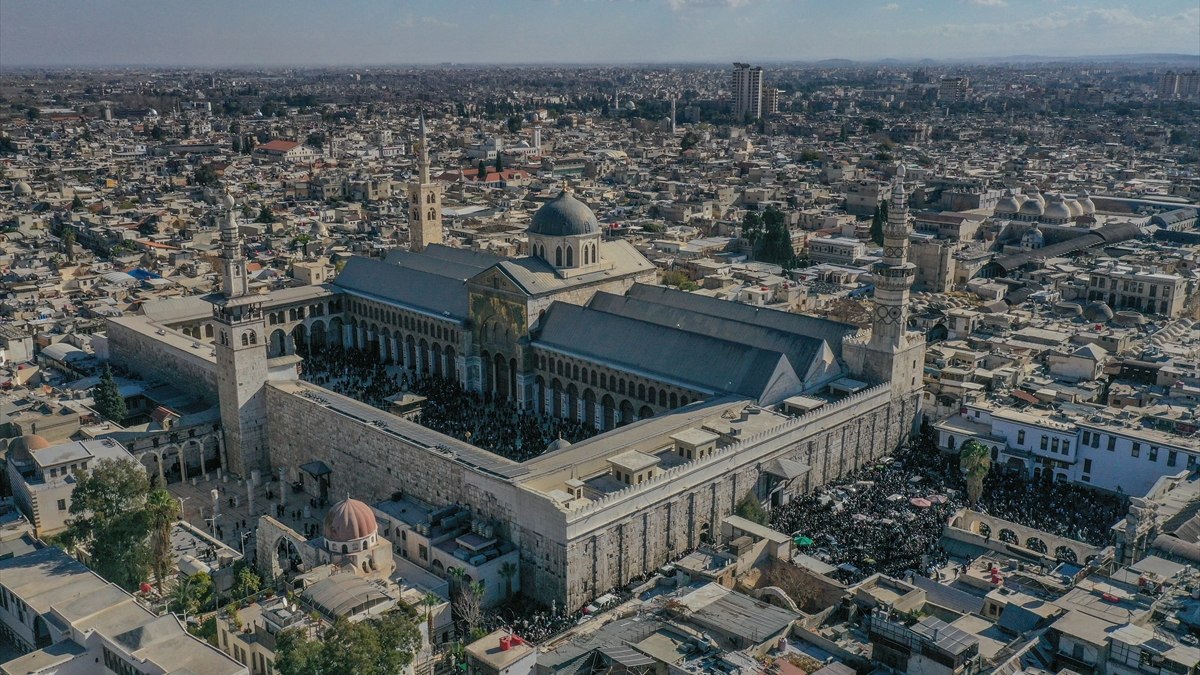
top-left (1019, 197), bottom-right (1044, 217)
top-left (529, 190), bottom-right (599, 237)
top-left (1043, 195), bottom-right (1072, 222)
top-left (1083, 301), bottom-right (1114, 323)
top-left (995, 190), bottom-right (1022, 216)
top-left (545, 437), bottom-right (572, 453)
top-left (14, 181), bottom-right (32, 196)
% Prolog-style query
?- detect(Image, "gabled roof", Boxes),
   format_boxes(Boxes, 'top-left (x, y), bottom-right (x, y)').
top-left (624, 283), bottom-right (858, 359)
top-left (532, 302), bottom-right (801, 404)
top-left (586, 291), bottom-right (840, 387)
top-left (476, 240), bottom-right (654, 298)
top-left (334, 255), bottom-right (467, 321)
top-left (257, 139), bottom-right (301, 152)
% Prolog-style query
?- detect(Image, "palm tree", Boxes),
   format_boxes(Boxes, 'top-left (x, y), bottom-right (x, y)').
top-left (446, 567), bottom-right (465, 597)
top-left (146, 488), bottom-right (180, 594)
top-left (421, 593), bottom-right (440, 646)
top-left (959, 440), bottom-right (992, 505)
top-left (498, 562), bottom-right (517, 601)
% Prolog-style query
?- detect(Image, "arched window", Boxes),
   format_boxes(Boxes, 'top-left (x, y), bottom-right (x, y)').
top-left (582, 246), bottom-right (589, 265)
top-left (427, 208), bottom-right (436, 220)
top-left (566, 246), bottom-right (574, 267)
top-left (555, 246), bottom-right (563, 267)
top-left (241, 333), bottom-right (249, 347)
top-left (947, 435), bottom-right (956, 450)
top-left (249, 331), bottom-right (257, 345)
top-left (341, 544), bottom-right (348, 554)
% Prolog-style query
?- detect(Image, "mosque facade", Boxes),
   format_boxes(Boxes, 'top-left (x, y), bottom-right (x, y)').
top-left (107, 149), bottom-right (927, 610)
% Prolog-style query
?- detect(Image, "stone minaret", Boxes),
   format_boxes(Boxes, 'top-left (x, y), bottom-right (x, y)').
top-left (845, 163), bottom-right (926, 398)
top-left (210, 188), bottom-right (268, 478)
top-left (869, 164), bottom-right (916, 352)
top-left (407, 112), bottom-right (443, 253)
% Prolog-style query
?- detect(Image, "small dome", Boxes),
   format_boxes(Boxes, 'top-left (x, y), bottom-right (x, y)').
top-left (529, 190), bottom-right (599, 237)
top-left (1083, 301), bottom-right (1114, 323)
top-left (995, 190), bottom-right (1022, 216)
top-left (1067, 199), bottom-right (1083, 218)
top-left (221, 191), bottom-right (236, 210)
top-left (545, 437), bottom-right (572, 453)
top-left (1043, 195), bottom-right (1072, 222)
top-left (7, 434), bottom-right (51, 461)
top-left (1019, 198), bottom-right (1044, 217)
top-left (14, 181), bottom-right (32, 196)
top-left (1076, 191), bottom-right (1095, 215)
top-left (324, 498), bottom-right (377, 542)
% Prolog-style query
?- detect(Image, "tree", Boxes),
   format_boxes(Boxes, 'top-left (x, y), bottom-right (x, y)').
top-left (757, 206), bottom-right (796, 268)
top-left (93, 363), bottom-right (128, 423)
top-left (680, 130), bottom-right (700, 151)
top-left (62, 458), bottom-right (152, 590)
top-left (494, 153), bottom-right (503, 172)
top-left (507, 115), bottom-right (523, 134)
top-left (452, 581), bottom-right (485, 640)
top-left (71, 194), bottom-right (84, 210)
top-left (255, 207), bottom-right (276, 224)
top-left (170, 571), bottom-right (213, 618)
top-left (276, 613), bottom-right (421, 675)
top-left (741, 210), bottom-right (764, 247)
top-left (231, 565), bottom-right (263, 599)
top-left (870, 202), bottom-right (885, 247)
top-left (735, 491), bottom-right (769, 525)
top-left (62, 229), bottom-right (76, 263)
top-left (305, 131), bottom-right (326, 149)
top-left (192, 163), bottom-right (218, 187)
top-left (476, 159), bottom-right (487, 181)
top-left (421, 593), bottom-right (440, 645)
top-left (498, 561), bottom-right (517, 600)
top-left (147, 488), bottom-right (180, 594)
top-left (959, 440), bottom-right (992, 505)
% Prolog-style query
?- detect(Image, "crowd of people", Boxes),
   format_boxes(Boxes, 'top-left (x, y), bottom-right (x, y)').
top-left (298, 344), bottom-right (598, 460)
top-left (771, 432), bottom-right (1128, 584)
top-left (410, 376), bottom-right (598, 460)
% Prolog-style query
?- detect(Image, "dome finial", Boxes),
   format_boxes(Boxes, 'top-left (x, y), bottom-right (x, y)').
top-left (561, 179), bottom-right (572, 194)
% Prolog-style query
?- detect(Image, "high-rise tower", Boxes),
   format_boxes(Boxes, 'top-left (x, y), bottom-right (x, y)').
top-left (209, 189), bottom-right (268, 478)
top-left (732, 63), bottom-right (764, 120)
top-left (845, 164), bottom-right (925, 398)
top-left (407, 113), bottom-right (443, 253)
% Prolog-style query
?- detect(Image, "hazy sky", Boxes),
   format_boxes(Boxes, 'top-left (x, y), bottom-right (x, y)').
top-left (2, 0), bottom-right (1198, 67)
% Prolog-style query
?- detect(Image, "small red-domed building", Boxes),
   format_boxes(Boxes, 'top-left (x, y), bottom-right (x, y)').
top-left (320, 497), bottom-right (393, 580)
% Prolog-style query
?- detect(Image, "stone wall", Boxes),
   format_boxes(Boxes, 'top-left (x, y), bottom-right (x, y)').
top-left (107, 316), bottom-right (217, 404)
top-left (264, 379), bottom-right (921, 611)
top-left (557, 386), bottom-right (919, 609)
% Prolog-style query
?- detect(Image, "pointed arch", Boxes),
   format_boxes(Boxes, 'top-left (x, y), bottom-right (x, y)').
top-left (555, 246), bottom-right (563, 267)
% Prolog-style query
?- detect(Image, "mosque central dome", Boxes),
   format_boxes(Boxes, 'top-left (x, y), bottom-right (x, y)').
top-left (323, 498), bottom-right (377, 542)
top-left (529, 190), bottom-right (599, 237)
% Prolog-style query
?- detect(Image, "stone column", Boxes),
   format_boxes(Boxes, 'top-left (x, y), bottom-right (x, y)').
top-left (559, 392), bottom-right (569, 419)
top-left (342, 324), bottom-right (353, 349)
top-left (378, 335), bottom-right (387, 362)
top-left (594, 403), bottom-right (603, 430)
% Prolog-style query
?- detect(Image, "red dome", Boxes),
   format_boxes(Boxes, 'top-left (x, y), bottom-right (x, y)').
top-left (323, 498), bottom-right (377, 542)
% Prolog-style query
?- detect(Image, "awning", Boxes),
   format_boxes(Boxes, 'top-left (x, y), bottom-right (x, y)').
top-left (299, 460), bottom-right (331, 477)
top-left (763, 457), bottom-right (811, 480)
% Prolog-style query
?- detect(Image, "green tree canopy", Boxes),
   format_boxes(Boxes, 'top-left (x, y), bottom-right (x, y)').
top-left (756, 206), bottom-right (797, 268)
top-left (62, 458), bottom-right (153, 590)
top-left (275, 613), bottom-right (421, 675)
top-left (255, 206), bottom-right (276, 224)
top-left (147, 487), bottom-right (180, 594)
top-left (742, 210), bottom-right (764, 247)
top-left (93, 363), bottom-right (127, 423)
top-left (959, 440), bottom-right (992, 505)
top-left (735, 491), bottom-right (769, 525)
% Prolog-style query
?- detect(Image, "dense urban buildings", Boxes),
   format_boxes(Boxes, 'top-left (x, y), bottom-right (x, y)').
top-left (0, 37), bottom-right (1198, 675)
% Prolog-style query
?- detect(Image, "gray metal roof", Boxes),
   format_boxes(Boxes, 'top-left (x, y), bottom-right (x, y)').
top-left (587, 291), bottom-right (839, 386)
top-left (624, 283), bottom-right (858, 359)
top-left (487, 240), bottom-right (655, 298)
top-left (334, 255), bottom-right (468, 321)
top-left (533, 302), bottom-right (800, 404)
top-left (384, 244), bottom-right (499, 281)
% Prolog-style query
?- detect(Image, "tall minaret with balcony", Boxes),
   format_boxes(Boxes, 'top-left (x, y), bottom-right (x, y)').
top-left (846, 164), bottom-right (926, 397)
top-left (407, 113), bottom-right (443, 253)
top-left (210, 188), bottom-right (268, 477)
